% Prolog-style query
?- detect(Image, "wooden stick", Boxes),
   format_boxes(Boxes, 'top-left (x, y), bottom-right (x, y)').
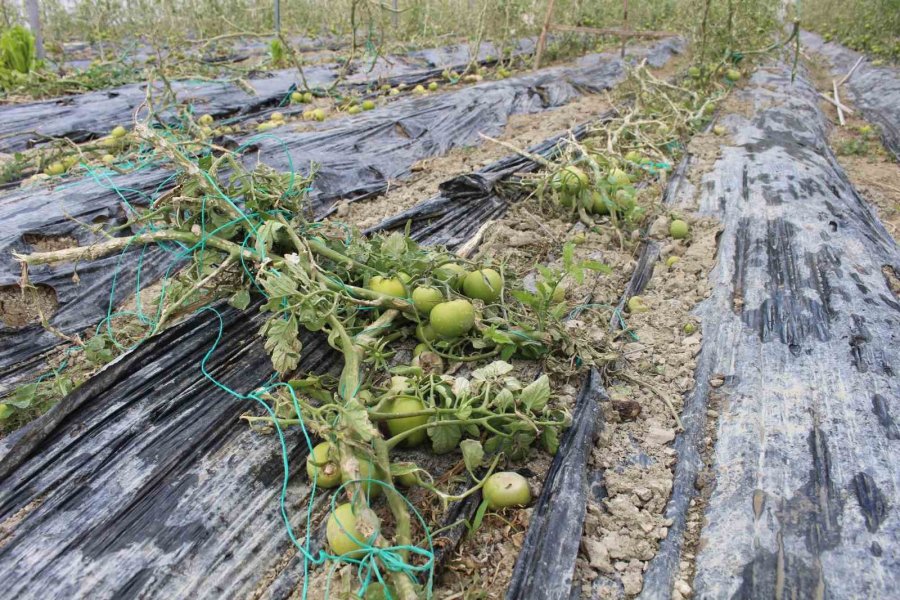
top-left (838, 56), bottom-right (864, 87)
top-left (817, 92), bottom-right (855, 115)
top-left (833, 79), bottom-right (845, 126)
top-left (534, 0), bottom-right (557, 71)
top-left (550, 24), bottom-right (674, 40)
top-left (621, 0), bottom-right (628, 58)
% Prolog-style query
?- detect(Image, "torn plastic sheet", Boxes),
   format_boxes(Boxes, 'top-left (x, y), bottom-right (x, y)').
top-left (801, 31), bottom-right (900, 159)
top-left (0, 102), bottom-right (610, 597)
top-left (637, 63), bottom-right (900, 599)
top-left (0, 38), bottom-right (685, 388)
top-left (0, 38), bottom-right (537, 154)
top-left (505, 368), bottom-right (603, 600)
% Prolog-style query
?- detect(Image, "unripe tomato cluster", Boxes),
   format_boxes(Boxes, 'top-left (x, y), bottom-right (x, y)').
top-left (549, 163), bottom-right (640, 217)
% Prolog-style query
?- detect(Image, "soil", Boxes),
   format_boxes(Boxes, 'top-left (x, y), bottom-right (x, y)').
top-left (21, 233), bottom-right (79, 252)
top-left (574, 215), bottom-right (720, 599)
top-left (333, 94), bottom-right (615, 231)
top-left (0, 283), bottom-right (59, 328)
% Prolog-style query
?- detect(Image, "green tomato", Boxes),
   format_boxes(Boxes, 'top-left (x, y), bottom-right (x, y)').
top-left (592, 191), bottom-right (609, 215)
top-left (683, 322), bottom-right (697, 335)
top-left (362, 99), bottom-right (376, 110)
top-left (386, 396), bottom-right (428, 447)
top-left (0, 403), bottom-right (14, 420)
top-left (306, 442), bottom-right (342, 488)
top-left (607, 168), bottom-right (631, 187)
top-left (412, 342), bottom-right (428, 357)
top-left (665, 255), bottom-right (680, 267)
top-left (101, 154), bottom-right (116, 165)
top-left (688, 66), bottom-right (701, 78)
top-left (312, 108), bottom-right (326, 121)
top-left (290, 91), bottom-right (305, 103)
top-left (614, 188), bottom-right (635, 211)
top-left (713, 125), bottom-right (727, 136)
top-left (111, 125), bottom-right (127, 138)
top-left (627, 295), bottom-right (650, 313)
top-left (395, 470), bottom-right (418, 488)
top-left (412, 286), bottom-right (444, 315)
top-left (413, 84), bottom-right (426, 94)
top-left (389, 88), bottom-right (400, 96)
top-left (725, 68), bottom-right (741, 82)
top-left (428, 81), bottom-right (439, 91)
top-left (44, 162), bottom-right (66, 176)
top-left (257, 121), bottom-right (277, 132)
top-left (348, 105), bottom-right (362, 115)
top-left (416, 323), bottom-right (437, 343)
top-left (462, 268), bottom-right (503, 303)
top-left (551, 166), bottom-right (589, 194)
top-left (483, 472), bottom-right (532, 508)
top-left (434, 263), bottom-right (469, 291)
top-left (669, 219), bottom-right (689, 239)
top-left (198, 113), bottom-right (214, 126)
top-left (624, 150), bottom-right (642, 163)
top-left (578, 189), bottom-right (594, 211)
top-left (429, 299), bottom-right (476, 339)
top-left (327, 503), bottom-right (369, 557)
top-left (368, 276), bottom-right (406, 298)
top-left (270, 111), bottom-right (285, 121)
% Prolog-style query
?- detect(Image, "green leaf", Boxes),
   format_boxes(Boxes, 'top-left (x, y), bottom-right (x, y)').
top-left (520, 375), bottom-right (551, 412)
top-left (382, 232), bottom-right (407, 258)
top-left (536, 265), bottom-right (554, 280)
top-left (255, 220), bottom-right (284, 258)
top-left (54, 377), bottom-right (74, 397)
top-left (582, 260), bottom-right (611, 274)
top-left (460, 439), bottom-right (484, 472)
top-left (261, 271), bottom-right (297, 299)
top-left (541, 426), bottom-right (560, 455)
top-left (562, 242), bottom-right (576, 270)
top-left (9, 383), bottom-right (36, 409)
top-left (84, 336), bottom-right (115, 365)
top-left (493, 388), bottom-right (515, 411)
top-left (484, 435), bottom-right (501, 454)
top-left (470, 498), bottom-right (490, 533)
top-left (500, 344), bottom-right (516, 361)
top-left (229, 289), bottom-right (251, 310)
top-left (260, 315), bottom-right (301, 374)
top-left (511, 289), bottom-right (541, 309)
top-left (471, 361), bottom-right (514, 381)
top-left (428, 421), bottom-right (462, 454)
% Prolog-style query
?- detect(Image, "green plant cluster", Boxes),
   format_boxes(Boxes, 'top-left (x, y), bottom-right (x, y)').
top-left (803, 0), bottom-right (900, 62)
